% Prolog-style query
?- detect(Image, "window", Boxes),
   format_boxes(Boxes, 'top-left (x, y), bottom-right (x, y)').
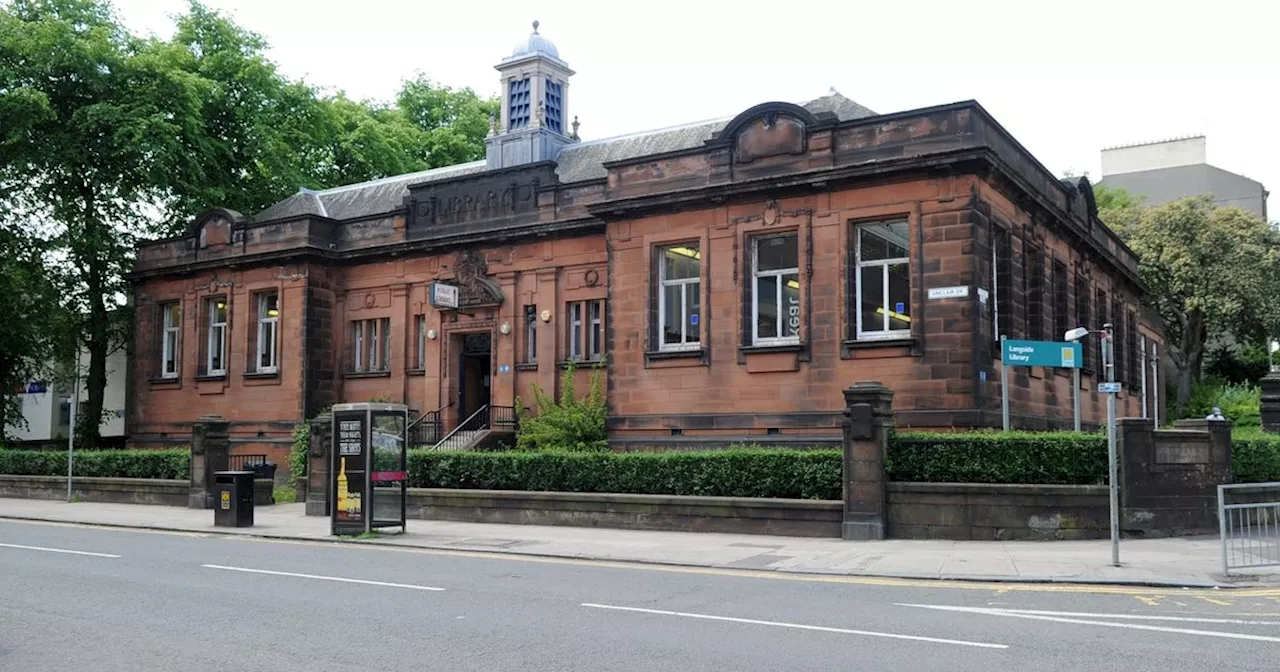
top-left (854, 222), bottom-right (910, 339)
top-left (160, 302), bottom-right (180, 378)
top-left (993, 228), bottom-right (1012, 340)
top-left (351, 318), bottom-right (391, 373)
top-left (589, 300), bottom-right (603, 359)
top-left (544, 79), bottom-right (563, 133)
top-left (1025, 243), bottom-right (1044, 341)
top-left (566, 300), bottom-right (606, 361)
top-left (1052, 260), bottom-right (1069, 344)
top-left (414, 314), bottom-right (427, 370)
top-left (254, 292), bottom-right (279, 373)
top-left (658, 244), bottom-right (701, 350)
top-left (1075, 272), bottom-right (1091, 370)
top-left (752, 233), bottom-right (801, 345)
top-left (523, 305), bottom-right (538, 363)
top-left (206, 297), bottom-right (228, 376)
top-left (1127, 309), bottom-right (1139, 385)
top-left (508, 78), bottom-right (531, 129)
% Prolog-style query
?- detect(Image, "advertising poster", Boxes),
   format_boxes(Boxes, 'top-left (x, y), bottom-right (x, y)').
top-left (332, 410), bottom-right (368, 534)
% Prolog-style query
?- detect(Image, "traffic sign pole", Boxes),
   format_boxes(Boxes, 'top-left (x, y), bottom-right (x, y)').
top-left (1103, 323), bottom-right (1120, 567)
top-left (1073, 367), bottom-right (1081, 432)
top-left (1000, 335), bottom-right (1010, 432)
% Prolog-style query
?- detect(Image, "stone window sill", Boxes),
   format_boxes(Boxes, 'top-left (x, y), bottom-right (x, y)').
top-left (739, 343), bottom-right (804, 356)
top-left (557, 358), bottom-right (606, 369)
top-left (645, 348), bottom-right (707, 367)
top-left (344, 370), bottom-right (391, 379)
top-left (195, 373), bottom-right (227, 382)
top-left (406, 368), bottom-right (426, 377)
top-left (842, 337), bottom-right (916, 351)
top-left (149, 375), bottom-right (181, 386)
top-left (243, 371), bottom-right (279, 380)
top-left (515, 362), bottom-right (539, 371)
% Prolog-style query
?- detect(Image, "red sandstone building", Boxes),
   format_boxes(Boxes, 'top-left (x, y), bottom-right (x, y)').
top-left (127, 24), bottom-right (1163, 462)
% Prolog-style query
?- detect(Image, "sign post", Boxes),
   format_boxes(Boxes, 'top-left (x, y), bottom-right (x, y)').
top-left (1000, 338), bottom-right (1083, 432)
top-left (1100, 323), bottom-right (1121, 567)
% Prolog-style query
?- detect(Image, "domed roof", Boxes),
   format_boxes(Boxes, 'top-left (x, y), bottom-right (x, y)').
top-left (510, 20), bottom-right (559, 60)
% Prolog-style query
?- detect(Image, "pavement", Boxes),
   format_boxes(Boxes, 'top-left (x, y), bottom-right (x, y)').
top-left (5, 519), bottom-right (1280, 671)
top-left (2, 497), bottom-right (1276, 588)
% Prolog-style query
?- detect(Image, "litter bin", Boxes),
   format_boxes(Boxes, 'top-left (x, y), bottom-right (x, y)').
top-left (213, 470), bottom-right (255, 527)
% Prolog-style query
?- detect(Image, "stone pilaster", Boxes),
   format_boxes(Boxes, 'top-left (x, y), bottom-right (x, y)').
top-left (841, 381), bottom-right (895, 540)
top-left (189, 415), bottom-right (229, 509)
top-left (1260, 372), bottom-right (1280, 433)
top-left (304, 411), bottom-right (332, 516)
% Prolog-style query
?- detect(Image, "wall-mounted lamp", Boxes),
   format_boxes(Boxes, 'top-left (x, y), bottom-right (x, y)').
top-left (426, 329), bottom-right (437, 340)
top-left (499, 322), bottom-right (511, 335)
top-left (540, 309), bottom-right (552, 323)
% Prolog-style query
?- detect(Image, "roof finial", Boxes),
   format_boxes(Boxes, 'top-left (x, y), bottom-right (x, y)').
top-left (570, 115), bottom-right (580, 141)
top-left (829, 86), bottom-right (838, 96)
top-left (532, 19), bottom-right (540, 33)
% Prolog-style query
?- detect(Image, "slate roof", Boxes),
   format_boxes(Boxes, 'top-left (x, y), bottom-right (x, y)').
top-left (251, 91), bottom-right (876, 224)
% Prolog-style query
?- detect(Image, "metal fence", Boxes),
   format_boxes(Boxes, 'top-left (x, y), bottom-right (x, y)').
top-left (1218, 482), bottom-right (1280, 575)
top-left (228, 454), bottom-right (267, 471)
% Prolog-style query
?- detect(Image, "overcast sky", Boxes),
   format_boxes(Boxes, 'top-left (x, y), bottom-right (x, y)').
top-left (114, 0), bottom-right (1275, 217)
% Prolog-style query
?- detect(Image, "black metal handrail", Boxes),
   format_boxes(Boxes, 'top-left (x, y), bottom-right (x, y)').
top-left (490, 405), bottom-right (518, 432)
top-left (433, 404), bottom-right (489, 451)
top-left (408, 404), bottom-right (447, 448)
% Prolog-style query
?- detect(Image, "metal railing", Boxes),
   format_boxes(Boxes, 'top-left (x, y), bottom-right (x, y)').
top-left (1218, 482), bottom-right (1280, 575)
top-left (228, 454), bottom-right (267, 471)
top-left (490, 405), bottom-right (518, 431)
top-left (408, 404), bottom-right (447, 448)
top-left (432, 404), bottom-right (490, 452)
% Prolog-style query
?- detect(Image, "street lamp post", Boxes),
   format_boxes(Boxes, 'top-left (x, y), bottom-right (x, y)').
top-left (1066, 324), bottom-right (1120, 567)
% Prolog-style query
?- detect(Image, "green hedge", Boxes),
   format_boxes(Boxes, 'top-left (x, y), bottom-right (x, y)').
top-left (886, 431), bottom-right (1108, 485)
top-left (408, 449), bottom-right (842, 499)
top-left (1232, 435), bottom-right (1280, 483)
top-left (0, 449), bottom-right (190, 480)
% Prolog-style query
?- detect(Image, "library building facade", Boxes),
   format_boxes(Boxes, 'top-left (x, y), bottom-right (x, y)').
top-left (127, 23), bottom-right (1163, 461)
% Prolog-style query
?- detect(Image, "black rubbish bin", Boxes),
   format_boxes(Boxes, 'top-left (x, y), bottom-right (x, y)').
top-left (213, 470), bottom-right (255, 527)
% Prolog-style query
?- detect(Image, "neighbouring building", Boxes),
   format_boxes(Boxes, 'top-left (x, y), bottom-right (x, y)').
top-left (1098, 135), bottom-right (1269, 220)
top-left (4, 346), bottom-right (129, 447)
top-left (126, 23), bottom-right (1162, 462)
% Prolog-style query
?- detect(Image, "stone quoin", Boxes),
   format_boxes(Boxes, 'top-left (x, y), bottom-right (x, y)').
top-left (126, 21), bottom-right (1164, 459)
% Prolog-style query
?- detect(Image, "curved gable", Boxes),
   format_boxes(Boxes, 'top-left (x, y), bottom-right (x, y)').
top-left (187, 208), bottom-right (244, 249)
top-left (710, 102), bottom-right (826, 164)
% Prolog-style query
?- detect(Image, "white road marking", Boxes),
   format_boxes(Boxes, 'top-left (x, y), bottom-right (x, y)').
top-left (897, 604), bottom-right (1280, 643)
top-left (903, 605), bottom-right (1280, 626)
top-left (201, 564), bottom-right (444, 591)
top-left (0, 542), bottom-right (120, 558)
top-left (581, 603), bottom-right (1008, 649)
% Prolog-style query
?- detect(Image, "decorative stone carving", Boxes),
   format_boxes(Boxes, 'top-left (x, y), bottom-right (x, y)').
top-left (454, 249), bottom-right (505, 308)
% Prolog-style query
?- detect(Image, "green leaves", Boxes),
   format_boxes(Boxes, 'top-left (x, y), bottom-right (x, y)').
top-left (515, 362), bottom-right (609, 452)
top-left (0, 448), bottom-right (190, 479)
top-left (887, 431), bottom-right (1109, 485)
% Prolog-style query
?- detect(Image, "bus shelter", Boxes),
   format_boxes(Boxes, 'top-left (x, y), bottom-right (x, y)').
top-left (331, 403), bottom-right (408, 536)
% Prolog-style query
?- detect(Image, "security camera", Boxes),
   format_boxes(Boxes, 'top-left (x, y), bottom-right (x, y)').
top-left (1064, 327), bottom-right (1089, 342)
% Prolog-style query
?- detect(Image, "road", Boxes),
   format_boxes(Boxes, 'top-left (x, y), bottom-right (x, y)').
top-left (2, 520), bottom-right (1279, 671)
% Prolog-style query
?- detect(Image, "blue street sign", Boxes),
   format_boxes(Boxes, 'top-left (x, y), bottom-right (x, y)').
top-left (1098, 382), bottom-right (1123, 394)
top-left (1001, 339), bottom-right (1083, 368)
top-left (690, 314), bottom-right (699, 326)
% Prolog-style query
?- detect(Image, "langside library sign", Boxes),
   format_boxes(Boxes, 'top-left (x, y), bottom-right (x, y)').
top-left (1001, 339), bottom-right (1082, 369)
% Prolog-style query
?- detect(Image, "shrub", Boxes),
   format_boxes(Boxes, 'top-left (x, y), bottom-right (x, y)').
top-left (515, 361), bottom-right (608, 452)
top-left (290, 421), bottom-right (311, 482)
top-left (1183, 378), bottom-right (1260, 426)
top-left (407, 449), bottom-right (842, 499)
top-left (886, 431), bottom-right (1108, 485)
top-left (1233, 434), bottom-right (1280, 483)
top-left (0, 448), bottom-right (190, 479)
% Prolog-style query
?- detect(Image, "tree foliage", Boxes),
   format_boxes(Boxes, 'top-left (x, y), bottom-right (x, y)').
top-left (0, 0), bottom-right (496, 442)
top-left (1125, 195), bottom-right (1280, 414)
top-left (515, 363), bottom-right (608, 452)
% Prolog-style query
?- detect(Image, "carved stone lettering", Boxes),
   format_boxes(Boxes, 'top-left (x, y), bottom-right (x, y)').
top-left (407, 164), bottom-right (555, 238)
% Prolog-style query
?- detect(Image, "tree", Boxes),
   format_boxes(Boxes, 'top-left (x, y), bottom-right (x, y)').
top-left (1126, 195), bottom-right (1280, 415)
top-left (0, 0), bottom-right (209, 446)
top-left (1093, 184), bottom-right (1144, 240)
top-left (0, 224), bottom-right (64, 441)
top-left (396, 74), bottom-right (498, 167)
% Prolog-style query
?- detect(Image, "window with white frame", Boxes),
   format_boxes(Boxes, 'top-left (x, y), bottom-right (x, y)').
top-left (255, 292), bottom-right (279, 373)
top-left (206, 297), bottom-right (228, 375)
top-left (567, 300), bottom-right (605, 361)
top-left (854, 221), bottom-right (911, 339)
top-left (160, 302), bottom-right (180, 378)
top-left (523, 305), bottom-right (537, 364)
top-left (414, 314), bottom-right (427, 370)
top-left (751, 233), bottom-right (800, 345)
top-left (658, 244), bottom-right (701, 350)
top-left (351, 318), bottom-right (391, 373)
